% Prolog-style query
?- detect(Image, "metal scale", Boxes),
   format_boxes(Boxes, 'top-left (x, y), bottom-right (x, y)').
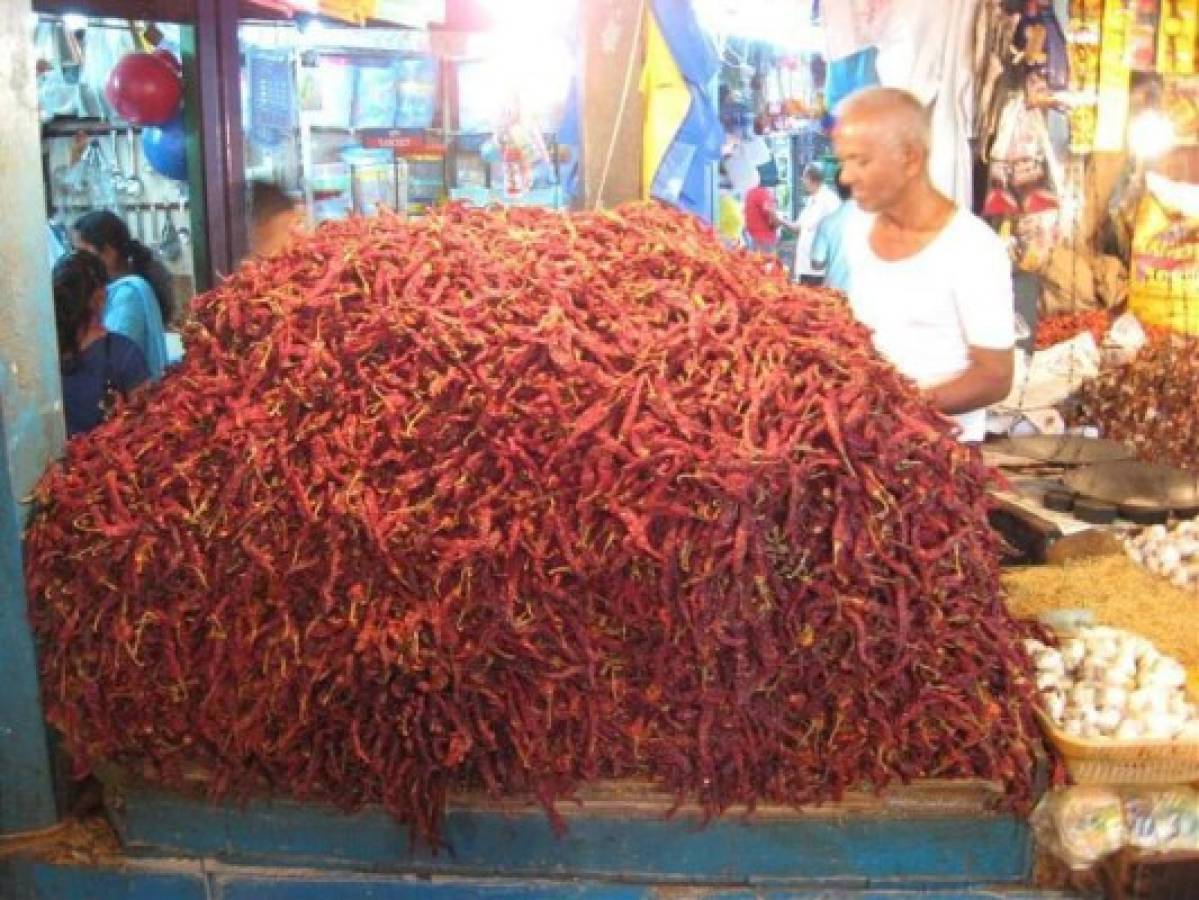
top-left (986, 435), bottom-right (1199, 563)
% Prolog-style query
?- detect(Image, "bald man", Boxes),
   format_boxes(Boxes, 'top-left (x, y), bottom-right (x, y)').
top-left (834, 87), bottom-right (1015, 443)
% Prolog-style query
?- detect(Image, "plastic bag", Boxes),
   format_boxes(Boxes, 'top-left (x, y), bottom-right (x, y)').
top-left (1031, 786), bottom-right (1126, 870)
top-left (1124, 789), bottom-right (1199, 853)
top-left (996, 331), bottom-right (1100, 414)
top-left (1129, 173), bottom-right (1199, 334)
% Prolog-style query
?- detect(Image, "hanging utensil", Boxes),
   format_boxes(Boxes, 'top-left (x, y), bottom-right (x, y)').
top-left (126, 126), bottom-right (145, 199)
top-left (175, 193), bottom-right (190, 247)
top-left (159, 204), bottom-right (183, 263)
top-left (107, 132), bottom-right (128, 197)
top-left (148, 204), bottom-right (159, 252)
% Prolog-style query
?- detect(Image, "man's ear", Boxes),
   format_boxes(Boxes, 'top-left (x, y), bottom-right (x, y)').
top-left (897, 139), bottom-right (925, 178)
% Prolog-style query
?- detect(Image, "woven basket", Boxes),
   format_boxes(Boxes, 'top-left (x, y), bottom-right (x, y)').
top-left (1036, 708), bottom-right (1199, 786)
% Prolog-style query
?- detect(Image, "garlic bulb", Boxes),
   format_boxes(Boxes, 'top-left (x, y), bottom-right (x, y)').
top-left (1097, 685), bottom-right (1128, 710)
top-left (1114, 719), bottom-right (1145, 740)
top-left (1124, 518), bottom-right (1199, 590)
top-left (1032, 625), bottom-right (1197, 744)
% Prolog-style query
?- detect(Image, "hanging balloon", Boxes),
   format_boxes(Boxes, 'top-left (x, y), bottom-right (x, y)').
top-left (104, 52), bottom-right (182, 125)
top-left (141, 112), bottom-right (188, 181)
top-left (153, 48), bottom-right (183, 77)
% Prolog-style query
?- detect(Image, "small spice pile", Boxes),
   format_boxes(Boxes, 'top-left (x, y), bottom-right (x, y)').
top-left (1073, 336), bottom-right (1199, 471)
top-left (26, 203), bottom-right (1045, 845)
top-left (1036, 310), bottom-right (1110, 350)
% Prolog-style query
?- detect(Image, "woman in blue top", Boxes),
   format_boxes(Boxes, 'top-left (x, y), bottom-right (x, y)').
top-left (73, 211), bottom-right (173, 380)
top-left (52, 251), bottom-right (150, 437)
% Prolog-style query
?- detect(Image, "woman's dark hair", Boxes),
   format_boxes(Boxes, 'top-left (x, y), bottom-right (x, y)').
top-left (249, 179), bottom-right (297, 225)
top-left (74, 210), bottom-right (176, 324)
top-left (52, 250), bottom-right (109, 371)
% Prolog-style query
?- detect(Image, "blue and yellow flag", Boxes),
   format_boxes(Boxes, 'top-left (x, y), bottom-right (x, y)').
top-left (641, 0), bottom-right (722, 222)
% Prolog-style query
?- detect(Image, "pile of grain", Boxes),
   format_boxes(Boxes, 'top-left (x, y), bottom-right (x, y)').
top-left (1004, 555), bottom-right (1199, 690)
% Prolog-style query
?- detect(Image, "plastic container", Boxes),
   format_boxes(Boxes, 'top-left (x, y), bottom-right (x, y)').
top-left (309, 162), bottom-right (350, 222)
top-left (341, 147), bottom-right (396, 216)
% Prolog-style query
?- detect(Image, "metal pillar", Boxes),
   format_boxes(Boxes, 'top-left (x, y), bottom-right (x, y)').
top-left (188, 0), bottom-right (247, 283)
top-left (0, 0), bottom-right (61, 834)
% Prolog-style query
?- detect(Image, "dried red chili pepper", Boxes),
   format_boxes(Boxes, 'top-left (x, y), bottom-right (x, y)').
top-left (26, 202), bottom-right (1050, 849)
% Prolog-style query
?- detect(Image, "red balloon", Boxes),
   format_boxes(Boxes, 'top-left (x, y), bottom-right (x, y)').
top-left (153, 48), bottom-right (183, 75)
top-left (104, 53), bottom-right (182, 126)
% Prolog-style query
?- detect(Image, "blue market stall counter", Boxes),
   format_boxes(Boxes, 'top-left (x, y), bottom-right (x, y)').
top-left (1, 775), bottom-right (1070, 898)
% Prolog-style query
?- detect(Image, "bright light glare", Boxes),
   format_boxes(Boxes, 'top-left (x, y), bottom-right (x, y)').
top-left (63, 13), bottom-right (89, 31)
top-left (477, 0), bottom-right (577, 36)
top-left (1129, 110), bottom-right (1176, 159)
top-left (469, 1), bottom-right (577, 129)
top-left (694, 0), bottom-right (821, 50)
top-left (299, 17), bottom-right (326, 41)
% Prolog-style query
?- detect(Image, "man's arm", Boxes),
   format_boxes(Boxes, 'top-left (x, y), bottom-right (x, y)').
top-left (923, 346), bottom-right (1013, 415)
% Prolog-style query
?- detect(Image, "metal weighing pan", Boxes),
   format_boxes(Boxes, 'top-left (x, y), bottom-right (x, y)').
top-left (1062, 460), bottom-right (1199, 515)
top-left (987, 435), bottom-right (1135, 466)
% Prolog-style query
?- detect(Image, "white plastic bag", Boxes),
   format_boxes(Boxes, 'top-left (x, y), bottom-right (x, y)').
top-left (1031, 786), bottom-right (1127, 870)
top-left (1124, 788), bottom-right (1199, 853)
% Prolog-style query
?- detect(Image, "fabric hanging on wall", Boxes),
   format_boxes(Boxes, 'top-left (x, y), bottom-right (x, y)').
top-left (822, 0), bottom-right (895, 62)
top-left (823, 0), bottom-right (980, 207)
top-left (825, 47), bottom-right (880, 112)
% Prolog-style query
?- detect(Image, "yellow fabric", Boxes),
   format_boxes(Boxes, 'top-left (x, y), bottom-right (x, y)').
top-left (319, 0), bottom-right (377, 24)
top-left (717, 193), bottom-right (744, 243)
top-left (640, 10), bottom-right (692, 201)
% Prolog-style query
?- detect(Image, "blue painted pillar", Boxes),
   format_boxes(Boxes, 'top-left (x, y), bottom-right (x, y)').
top-left (0, 0), bottom-right (63, 834)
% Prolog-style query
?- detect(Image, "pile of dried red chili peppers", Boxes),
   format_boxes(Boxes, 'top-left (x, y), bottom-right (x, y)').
top-left (26, 203), bottom-right (1046, 846)
top-left (1074, 334), bottom-right (1199, 472)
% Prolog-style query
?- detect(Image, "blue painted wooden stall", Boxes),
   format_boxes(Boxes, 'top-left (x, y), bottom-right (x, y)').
top-left (0, 777), bottom-right (1069, 900)
top-left (0, 858), bottom-right (1078, 900)
top-left (104, 778), bottom-right (1035, 889)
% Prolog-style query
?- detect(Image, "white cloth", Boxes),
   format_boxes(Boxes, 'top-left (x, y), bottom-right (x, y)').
top-left (876, 0), bottom-right (979, 208)
top-left (823, 0), bottom-right (980, 207)
top-left (792, 185), bottom-right (842, 278)
top-left (823, 0), bottom-right (896, 61)
top-left (845, 206), bottom-right (1015, 442)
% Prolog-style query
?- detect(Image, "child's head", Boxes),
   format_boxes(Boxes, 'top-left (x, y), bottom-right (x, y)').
top-left (249, 181), bottom-right (302, 258)
top-left (52, 250), bottom-right (109, 365)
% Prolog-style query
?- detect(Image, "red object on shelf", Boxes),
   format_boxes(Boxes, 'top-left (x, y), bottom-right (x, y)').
top-left (983, 187), bottom-right (1021, 217)
top-left (1022, 188), bottom-right (1060, 214)
top-left (104, 53), bottom-right (182, 126)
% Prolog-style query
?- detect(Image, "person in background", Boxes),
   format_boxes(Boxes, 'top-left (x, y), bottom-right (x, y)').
top-left (715, 163), bottom-right (745, 248)
top-left (792, 163), bottom-right (843, 286)
top-left (52, 250), bottom-right (150, 437)
top-left (809, 180), bottom-right (856, 292)
top-left (743, 168), bottom-right (787, 254)
top-left (248, 180), bottom-right (304, 259)
top-left (833, 86), bottom-right (1014, 443)
top-left (73, 211), bottom-right (171, 380)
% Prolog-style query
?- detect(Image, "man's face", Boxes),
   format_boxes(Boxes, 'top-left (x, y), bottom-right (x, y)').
top-left (832, 117), bottom-right (906, 213)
